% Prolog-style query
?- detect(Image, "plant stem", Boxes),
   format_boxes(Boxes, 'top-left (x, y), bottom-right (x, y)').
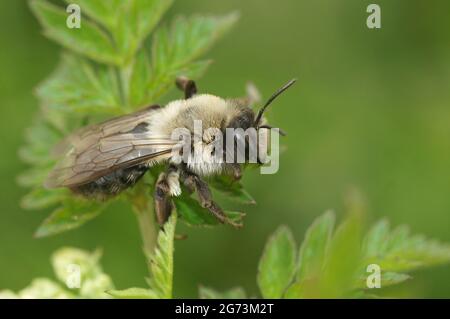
top-left (132, 191), bottom-right (158, 274)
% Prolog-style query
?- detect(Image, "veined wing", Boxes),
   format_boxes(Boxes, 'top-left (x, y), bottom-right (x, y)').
top-left (45, 105), bottom-right (179, 188)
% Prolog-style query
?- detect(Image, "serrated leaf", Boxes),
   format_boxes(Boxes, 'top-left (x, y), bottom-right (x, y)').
top-left (21, 188), bottom-right (66, 210)
top-left (141, 13), bottom-right (238, 103)
top-left (296, 211), bottom-right (335, 281)
top-left (145, 214), bottom-right (176, 298)
top-left (34, 200), bottom-right (107, 238)
top-left (115, 0), bottom-right (174, 64)
top-left (153, 13), bottom-right (239, 69)
top-left (17, 168), bottom-right (50, 188)
top-left (379, 272), bottom-right (411, 287)
top-left (19, 116), bottom-right (61, 165)
top-left (37, 54), bottom-right (122, 115)
top-left (199, 286), bottom-right (247, 299)
top-left (361, 219), bottom-right (390, 258)
top-left (173, 194), bottom-right (245, 227)
top-left (354, 271), bottom-right (411, 290)
top-left (30, 0), bottom-right (120, 65)
top-left (361, 222), bottom-right (450, 273)
top-left (113, 0), bottom-right (174, 65)
top-left (209, 175), bottom-right (256, 205)
top-left (128, 48), bottom-right (211, 106)
top-left (107, 288), bottom-right (158, 299)
top-left (136, 0), bottom-right (174, 40)
top-left (128, 48), bottom-right (152, 107)
top-left (257, 226), bottom-right (296, 299)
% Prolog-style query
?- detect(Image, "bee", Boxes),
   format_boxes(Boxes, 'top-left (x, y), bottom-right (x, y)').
top-left (45, 77), bottom-right (296, 227)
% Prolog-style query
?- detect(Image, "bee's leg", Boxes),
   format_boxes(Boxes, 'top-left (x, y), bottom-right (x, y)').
top-left (182, 171), bottom-right (242, 228)
top-left (154, 165), bottom-right (185, 226)
top-left (229, 163), bottom-right (242, 181)
top-left (176, 76), bottom-right (197, 99)
top-left (154, 172), bottom-right (173, 226)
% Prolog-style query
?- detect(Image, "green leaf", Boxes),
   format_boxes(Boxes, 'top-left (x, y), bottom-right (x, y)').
top-left (30, 0), bottom-right (120, 65)
top-left (173, 194), bottom-right (245, 227)
top-left (145, 214), bottom-right (177, 298)
top-left (107, 287), bottom-right (158, 299)
top-left (282, 214), bottom-right (450, 298)
top-left (317, 214), bottom-right (362, 298)
top-left (37, 54), bottom-right (122, 115)
top-left (296, 211), bottom-right (335, 281)
top-left (354, 271), bottom-right (411, 290)
top-left (379, 272), bottom-right (411, 287)
top-left (135, 0), bottom-right (174, 41)
top-left (361, 219), bottom-right (390, 258)
top-left (284, 281), bottom-right (303, 299)
top-left (34, 199), bottom-right (107, 238)
top-left (153, 13), bottom-right (239, 69)
top-left (286, 214), bottom-right (363, 299)
top-left (199, 286), bottom-right (247, 299)
top-left (257, 226), bottom-right (296, 298)
top-left (113, 0), bottom-right (174, 64)
top-left (128, 48), bottom-right (152, 107)
top-left (19, 116), bottom-right (61, 165)
top-left (18, 116), bottom-right (67, 210)
top-left (17, 168), bottom-right (50, 188)
top-left (140, 13), bottom-right (238, 103)
top-left (21, 188), bottom-right (66, 210)
top-left (361, 222), bottom-right (450, 273)
top-left (209, 175), bottom-right (256, 205)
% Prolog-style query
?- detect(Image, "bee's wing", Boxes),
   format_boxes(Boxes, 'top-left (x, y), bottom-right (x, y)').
top-left (52, 105), bottom-right (162, 156)
top-left (45, 106), bottom-right (179, 188)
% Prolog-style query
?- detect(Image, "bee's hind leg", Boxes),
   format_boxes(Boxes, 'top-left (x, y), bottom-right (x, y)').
top-left (154, 165), bottom-right (181, 226)
top-left (154, 172), bottom-right (173, 226)
top-left (176, 76), bottom-right (197, 99)
top-left (181, 171), bottom-right (242, 228)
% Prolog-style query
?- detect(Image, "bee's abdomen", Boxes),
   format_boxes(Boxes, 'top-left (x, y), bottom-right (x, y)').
top-left (70, 164), bottom-right (149, 200)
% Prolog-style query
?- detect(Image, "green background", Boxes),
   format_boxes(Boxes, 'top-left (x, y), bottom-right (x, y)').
top-left (1, 0), bottom-right (450, 298)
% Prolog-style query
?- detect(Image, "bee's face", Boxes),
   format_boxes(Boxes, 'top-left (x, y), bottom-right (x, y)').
top-left (226, 106), bottom-right (255, 131)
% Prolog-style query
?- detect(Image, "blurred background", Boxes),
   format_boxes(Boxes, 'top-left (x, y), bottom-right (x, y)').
top-left (1, 0), bottom-right (450, 298)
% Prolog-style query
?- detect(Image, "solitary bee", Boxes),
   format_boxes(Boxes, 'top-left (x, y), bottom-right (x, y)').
top-left (45, 77), bottom-right (296, 227)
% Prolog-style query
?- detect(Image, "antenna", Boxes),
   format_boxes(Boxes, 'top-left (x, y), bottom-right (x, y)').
top-left (254, 78), bottom-right (297, 127)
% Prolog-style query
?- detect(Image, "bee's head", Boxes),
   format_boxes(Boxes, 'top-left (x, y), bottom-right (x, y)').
top-left (223, 79), bottom-right (296, 164)
top-left (226, 78), bottom-right (296, 133)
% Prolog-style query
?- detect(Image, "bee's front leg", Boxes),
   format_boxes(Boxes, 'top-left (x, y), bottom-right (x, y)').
top-left (175, 76), bottom-right (197, 99)
top-left (181, 170), bottom-right (242, 228)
